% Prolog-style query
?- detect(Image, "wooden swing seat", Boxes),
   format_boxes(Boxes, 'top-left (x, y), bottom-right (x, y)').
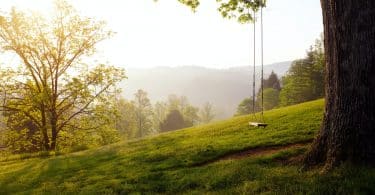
top-left (249, 122), bottom-right (268, 127)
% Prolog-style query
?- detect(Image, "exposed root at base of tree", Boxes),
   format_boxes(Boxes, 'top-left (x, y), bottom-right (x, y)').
top-left (192, 140), bottom-right (313, 167)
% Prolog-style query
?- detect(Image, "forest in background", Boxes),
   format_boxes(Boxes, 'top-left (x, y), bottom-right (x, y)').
top-left (121, 61), bottom-right (291, 119)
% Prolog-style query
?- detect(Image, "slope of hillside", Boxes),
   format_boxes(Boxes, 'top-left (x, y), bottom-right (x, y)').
top-left (0, 99), bottom-right (374, 194)
top-left (121, 61), bottom-right (291, 119)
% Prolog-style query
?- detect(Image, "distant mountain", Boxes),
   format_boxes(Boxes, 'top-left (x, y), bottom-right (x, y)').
top-left (120, 61), bottom-right (291, 119)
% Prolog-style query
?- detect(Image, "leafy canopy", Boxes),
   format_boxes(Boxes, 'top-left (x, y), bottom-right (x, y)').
top-left (178, 0), bottom-right (266, 23)
top-left (0, 0), bottom-right (125, 152)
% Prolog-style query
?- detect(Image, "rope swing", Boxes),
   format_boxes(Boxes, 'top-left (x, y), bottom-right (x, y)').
top-left (249, 2), bottom-right (267, 128)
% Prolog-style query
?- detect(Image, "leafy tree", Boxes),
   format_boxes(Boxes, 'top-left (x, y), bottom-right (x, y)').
top-left (179, 0), bottom-right (265, 23)
top-left (167, 94), bottom-right (180, 111)
top-left (56, 100), bottom-right (120, 152)
top-left (167, 94), bottom-right (189, 113)
top-left (263, 71), bottom-right (281, 91)
top-left (199, 102), bottom-right (215, 124)
top-left (2, 112), bottom-right (41, 153)
top-left (160, 110), bottom-right (186, 132)
top-left (279, 39), bottom-right (324, 107)
top-left (235, 98), bottom-right (250, 116)
top-left (133, 89), bottom-right (153, 138)
top-left (236, 72), bottom-right (280, 115)
top-left (0, 1), bottom-right (125, 151)
top-left (165, 94), bottom-right (199, 127)
top-left (258, 71), bottom-right (281, 110)
top-left (178, 96), bottom-right (189, 113)
top-left (279, 60), bottom-right (315, 106)
top-left (257, 88), bottom-right (279, 111)
top-left (88, 103), bottom-right (121, 146)
top-left (309, 37), bottom-right (325, 98)
top-left (152, 101), bottom-right (168, 133)
top-left (115, 98), bottom-right (137, 139)
top-left (183, 105), bottom-right (200, 127)
top-left (235, 97), bottom-right (261, 116)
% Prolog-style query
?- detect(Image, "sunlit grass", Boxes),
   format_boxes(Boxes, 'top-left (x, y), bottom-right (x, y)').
top-left (0, 99), bottom-right (374, 194)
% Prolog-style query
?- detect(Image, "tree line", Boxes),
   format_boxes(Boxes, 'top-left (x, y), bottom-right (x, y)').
top-left (236, 36), bottom-right (325, 115)
top-left (116, 90), bottom-right (216, 140)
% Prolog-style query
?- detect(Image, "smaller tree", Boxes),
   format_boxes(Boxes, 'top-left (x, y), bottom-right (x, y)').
top-left (152, 101), bottom-right (168, 133)
top-left (164, 94), bottom-right (200, 127)
top-left (199, 102), bottom-right (215, 124)
top-left (183, 105), bottom-right (200, 127)
top-left (167, 94), bottom-right (189, 113)
top-left (257, 71), bottom-right (281, 111)
top-left (167, 94), bottom-right (181, 111)
top-left (263, 71), bottom-right (281, 91)
top-left (236, 71), bottom-right (281, 115)
top-left (279, 37), bottom-right (325, 107)
top-left (236, 99), bottom-right (251, 116)
top-left (257, 88), bottom-right (279, 110)
top-left (160, 110), bottom-right (186, 132)
top-left (279, 69), bottom-right (312, 106)
top-left (133, 89), bottom-right (153, 138)
top-left (115, 98), bottom-right (137, 139)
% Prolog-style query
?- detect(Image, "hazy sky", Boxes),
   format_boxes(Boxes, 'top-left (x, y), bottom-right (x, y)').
top-left (1, 0), bottom-right (323, 69)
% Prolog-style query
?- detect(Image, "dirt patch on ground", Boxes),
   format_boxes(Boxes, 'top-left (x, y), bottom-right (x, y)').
top-left (192, 141), bottom-right (312, 167)
top-left (222, 143), bottom-right (307, 160)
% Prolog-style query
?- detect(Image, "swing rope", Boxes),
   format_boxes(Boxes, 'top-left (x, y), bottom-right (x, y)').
top-left (260, 4), bottom-right (264, 122)
top-left (250, 1), bottom-right (267, 127)
top-left (252, 9), bottom-right (257, 120)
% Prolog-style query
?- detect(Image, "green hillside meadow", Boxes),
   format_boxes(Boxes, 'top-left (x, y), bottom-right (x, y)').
top-left (0, 99), bottom-right (374, 194)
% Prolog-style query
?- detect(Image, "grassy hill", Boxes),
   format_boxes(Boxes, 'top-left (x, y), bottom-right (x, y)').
top-left (0, 99), bottom-right (374, 194)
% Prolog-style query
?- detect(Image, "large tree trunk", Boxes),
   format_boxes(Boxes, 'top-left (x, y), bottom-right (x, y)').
top-left (305, 0), bottom-right (375, 170)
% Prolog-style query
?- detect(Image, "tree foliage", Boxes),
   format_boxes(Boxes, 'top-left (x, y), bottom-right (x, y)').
top-left (115, 98), bottom-right (137, 139)
top-left (183, 105), bottom-right (200, 126)
top-left (199, 102), bottom-right (215, 124)
top-left (179, 0), bottom-right (266, 23)
top-left (279, 38), bottom-right (325, 106)
top-left (133, 89), bottom-right (153, 138)
top-left (236, 97), bottom-right (259, 116)
top-left (113, 92), bottom-right (206, 137)
top-left (166, 94), bottom-right (200, 127)
top-left (263, 71), bottom-right (281, 91)
top-left (258, 71), bottom-right (281, 111)
top-left (0, 0), bottom-right (125, 152)
top-left (236, 72), bottom-right (280, 115)
top-left (160, 110), bottom-right (187, 132)
top-left (152, 101), bottom-right (168, 133)
top-left (257, 88), bottom-right (279, 110)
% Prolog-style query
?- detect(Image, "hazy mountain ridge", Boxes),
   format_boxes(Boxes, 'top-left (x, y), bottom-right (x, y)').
top-left (121, 61), bottom-right (291, 118)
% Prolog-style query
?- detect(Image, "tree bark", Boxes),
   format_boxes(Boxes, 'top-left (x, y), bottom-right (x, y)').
top-left (305, 0), bottom-right (375, 170)
top-left (50, 120), bottom-right (58, 151)
top-left (41, 105), bottom-right (50, 151)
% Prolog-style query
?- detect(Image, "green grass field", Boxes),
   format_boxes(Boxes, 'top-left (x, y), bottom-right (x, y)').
top-left (0, 99), bottom-right (374, 194)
